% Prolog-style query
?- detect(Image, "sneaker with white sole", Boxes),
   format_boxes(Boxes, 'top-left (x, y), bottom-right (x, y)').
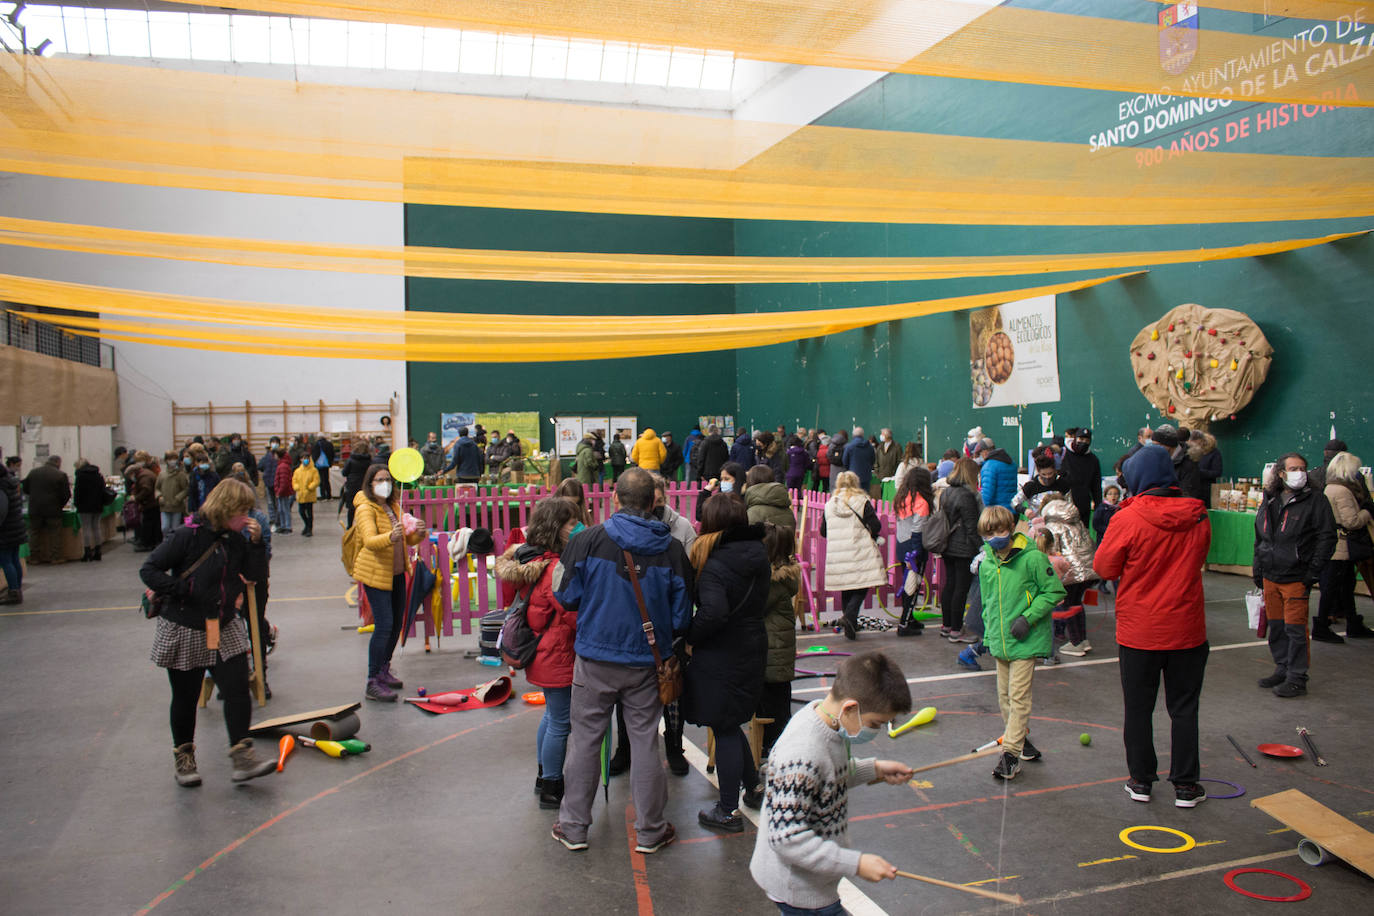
top-left (1174, 783), bottom-right (1207, 808)
top-left (1059, 642), bottom-right (1087, 657)
top-left (552, 823), bottom-right (588, 851)
top-left (1018, 738), bottom-right (1043, 761)
top-left (634, 823), bottom-right (677, 854)
top-left (1077, 639), bottom-right (1093, 654)
top-left (992, 751), bottom-right (1021, 780)
top-left (1124, 779), bottom-right (1152, 802)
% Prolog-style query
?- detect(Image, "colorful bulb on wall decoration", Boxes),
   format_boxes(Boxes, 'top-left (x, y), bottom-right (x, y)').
top-left (1230, 359), bottom-right (1238, 370)
top-left (1151, 329), bottom-right (1159, 341)
top-left (1210, 358), bottom-right (1219, 368)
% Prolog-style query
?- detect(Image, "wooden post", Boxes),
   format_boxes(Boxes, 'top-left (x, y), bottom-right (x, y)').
top-left (246, 586), bottom-right (267, 707)
top-left (282, 400), bottom-right (287, 444)
top-left (245, 400), bottom-right (252, 449)
top-left (207, 400), bottom-right (214, 439)
top-left (319, 399), bottom-right (325, 434)
top-left (355, 400), bottom-right (362, 440)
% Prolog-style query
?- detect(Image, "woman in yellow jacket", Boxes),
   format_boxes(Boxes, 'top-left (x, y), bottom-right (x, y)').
top-left (630, 428), bottom-right (667, 471)
top-left (290, 455), bottom-right (320, 537)
top-left (354, 463), bottom-right (427, 701)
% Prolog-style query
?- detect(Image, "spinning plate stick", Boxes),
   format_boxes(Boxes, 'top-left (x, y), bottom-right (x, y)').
top-left (895, 871), bottom-right (1022, 905)
top-left (904, 746), bottom-right (1001, 777)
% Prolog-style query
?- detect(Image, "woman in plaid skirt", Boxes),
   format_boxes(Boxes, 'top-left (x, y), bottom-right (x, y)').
top-left (141, 478), bottom-right (275, 786)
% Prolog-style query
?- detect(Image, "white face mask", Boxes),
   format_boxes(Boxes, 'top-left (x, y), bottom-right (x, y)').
top-left (1285, 470), bottom-right (1307, 490)
top-left (373, 480), bottom-right (393, 499)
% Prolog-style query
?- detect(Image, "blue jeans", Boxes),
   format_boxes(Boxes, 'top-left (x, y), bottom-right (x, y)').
top-left (363, 575), bottom-right (405, 679)
top-left (0, 545), bottom-right (21, 590)
top-left (275, 495), bottom-right (295, 530)
top-left (536, 685), bottom-right (573, 780)
top-left (777, 901), bottom-right (846, 916)
top-left (160, 511), bottom-right (183, 536)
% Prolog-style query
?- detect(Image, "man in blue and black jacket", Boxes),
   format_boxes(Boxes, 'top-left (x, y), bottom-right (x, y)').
top-left (551, 468), bottom-right (694, 856)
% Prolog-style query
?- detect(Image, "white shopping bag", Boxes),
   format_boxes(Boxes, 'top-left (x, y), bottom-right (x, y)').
top-left (1245, 589), bottom-right (1265, 631)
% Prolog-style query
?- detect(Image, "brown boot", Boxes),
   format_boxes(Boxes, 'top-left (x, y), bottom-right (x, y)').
top-left (173, 743), bottom-right (201, 787)
top-left (228, 739), bottom-right (276, 782)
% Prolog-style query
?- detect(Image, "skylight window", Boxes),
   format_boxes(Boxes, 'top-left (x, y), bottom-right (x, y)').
top-left (16, 4), bottom-right (736, 92)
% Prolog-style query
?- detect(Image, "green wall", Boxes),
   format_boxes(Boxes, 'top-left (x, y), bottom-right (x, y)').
top-left (735, 2), bottom-right (1374, 474)
top-left (405, 207), bottom-right (737, 452)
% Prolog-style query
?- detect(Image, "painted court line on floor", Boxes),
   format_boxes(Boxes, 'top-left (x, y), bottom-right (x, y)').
top-left (792, 639), bottom-right (1267, 696)
top-left (133, 708), bottom-right (532, 916)
top-left (678, 733), bottom-right (890, 916)
top-left (2, 594), bottom-right (342, 617)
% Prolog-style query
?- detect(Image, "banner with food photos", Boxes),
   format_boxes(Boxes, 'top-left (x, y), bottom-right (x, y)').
top-left (969, 295), bottom-right (1061, 409)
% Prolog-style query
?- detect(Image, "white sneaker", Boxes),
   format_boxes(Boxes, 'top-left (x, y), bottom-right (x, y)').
top-left (1078, 640), bottom-right (1093, 654)
top-left (1059, 642), bottom-right (1087, 657)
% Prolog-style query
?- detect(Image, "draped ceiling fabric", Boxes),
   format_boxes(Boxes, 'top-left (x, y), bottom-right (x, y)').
top-left (177, 0), bottom-right (1374, 106)
top-left (0, 272), bottom-right (1142, 362)
top-left (2, 59), bottom-right (1372, 225)
top-left (0, 218), bottom-right (1361, 284)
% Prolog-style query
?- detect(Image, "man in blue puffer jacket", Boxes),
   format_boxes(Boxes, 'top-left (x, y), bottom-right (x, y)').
top-left (551, 468), bottom-right (694, 855)
top-left (977, 438), bottom-right (1018, 509)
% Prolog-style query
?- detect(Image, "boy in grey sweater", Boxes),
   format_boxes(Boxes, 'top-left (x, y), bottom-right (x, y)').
top-left (750, 652), bottom-right (914, 914)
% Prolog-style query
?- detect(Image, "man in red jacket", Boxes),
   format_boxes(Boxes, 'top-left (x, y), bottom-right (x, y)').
top-left (1094, 444), bottom-right (1211, 809)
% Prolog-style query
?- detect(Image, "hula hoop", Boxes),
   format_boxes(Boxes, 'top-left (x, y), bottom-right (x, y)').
top-left (1197, 777), bottom-right (1245, 799)
top-left (1223, 868), bottom-right (1312, 902)
top-left (793, 669), bottom-right (837, 679)
top-left (1119, 825), bottom-right (1196, 853)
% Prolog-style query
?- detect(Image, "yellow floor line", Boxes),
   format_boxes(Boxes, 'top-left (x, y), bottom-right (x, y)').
top-left (1078, 854), bottom-right (1138, 867)
top-left (962, 875), bottom-right (1020, 886)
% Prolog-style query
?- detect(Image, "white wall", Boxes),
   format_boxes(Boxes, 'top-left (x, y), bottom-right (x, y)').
top-left (0, 173), bottom-right (406, 453)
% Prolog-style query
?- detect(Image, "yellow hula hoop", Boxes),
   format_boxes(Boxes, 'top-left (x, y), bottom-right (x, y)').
top-left (1119, 825), bottom-right (1196, 854)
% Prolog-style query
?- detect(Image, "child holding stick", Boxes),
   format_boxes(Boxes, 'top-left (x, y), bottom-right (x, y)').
top-left (979, 506), bottom-right (1066, 779)
top-left (751, 652), bottom-right (914, 914)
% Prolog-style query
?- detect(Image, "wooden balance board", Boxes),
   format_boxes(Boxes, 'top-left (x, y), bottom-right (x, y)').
top-left (1251, 789), bottom-right (1374, 878)
top-left (248, 703), bottom-right (362, 741)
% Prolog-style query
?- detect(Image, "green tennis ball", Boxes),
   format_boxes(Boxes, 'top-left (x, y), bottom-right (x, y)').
top-left (1080, 733), bottom-right (1092, 746)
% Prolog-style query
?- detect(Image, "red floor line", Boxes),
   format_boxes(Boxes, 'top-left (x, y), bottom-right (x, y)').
top-left (624, 804), bottom-right (656, 916)
top-left (936, 710), bottom-right (1122, 732)
top-left (851, 776), bottom-right (1124, 822)
top-left (133, 708), bottom-right (532, 916)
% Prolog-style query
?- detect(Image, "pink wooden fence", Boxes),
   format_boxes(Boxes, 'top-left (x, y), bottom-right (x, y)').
top-left (400, 483), bottom-right (909, 637)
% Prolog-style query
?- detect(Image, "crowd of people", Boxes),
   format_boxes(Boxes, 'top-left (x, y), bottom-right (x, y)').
top-left (3, 412), bottom-right (1372, 916)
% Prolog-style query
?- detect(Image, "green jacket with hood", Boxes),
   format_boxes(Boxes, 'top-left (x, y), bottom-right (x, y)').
top-left (745, 481), bottom-right (797, 529)
top-left (979, 533), bottom-right (1066, 661)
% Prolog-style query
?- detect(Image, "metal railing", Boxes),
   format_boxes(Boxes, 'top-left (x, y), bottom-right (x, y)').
top-left (2, 306), bottom-right (108, 368)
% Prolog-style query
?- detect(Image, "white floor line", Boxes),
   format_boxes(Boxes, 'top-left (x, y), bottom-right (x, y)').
top-left (793, 639), bottom-right (1267, 696)
top-left (677, 732), bottom-right (890, 916)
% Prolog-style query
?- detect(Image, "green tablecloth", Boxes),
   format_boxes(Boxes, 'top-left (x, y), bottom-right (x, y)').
top-left (20, 495), bottom-right (125, 559)
top-left (1206, 509), bottom-right (1255, 566)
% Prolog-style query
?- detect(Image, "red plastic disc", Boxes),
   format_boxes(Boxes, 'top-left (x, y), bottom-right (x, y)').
top-left (1257, 743), bottom-right (1304, 758)
top-left (1223, 868), bottom-right (1311, 903)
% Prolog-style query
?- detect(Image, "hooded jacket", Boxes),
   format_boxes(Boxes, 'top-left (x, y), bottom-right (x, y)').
top-left (0, 468), bottom-right (29, 549)
top-left (938, 479), bottom-right (985, 558)
top-left (553, 511), bottom-right (694, 668)
top-left (746, 481), bottom-right (797, 529)
top-left (292, 461), bottom-right (320, 504)
top-left (574, 437), bottom-right (602, 484)
top-left (978, 448), bottom-right (1018, 509)
top-left (630, 429), bottom-right (667, 471)
top-left (763, 560), bottom-right (801, 684)
top-left (129, 463), bottom-right (159, 510)
top-left (821, 491), bottom-right (886, 591)
top-left (1253, 485), bottom-right (1337, 587)
top-left (979, 533), bottom-right (1066, 661)
top-left (841, 437), bottom-right (876, 489)
top-left (495, 544), bottom-right (575, 689)
top-left (1094, 488), bottom-right (1211, 650)
top-left (608, 437), bottom-right (627, 468)
top-left (785, 445), bottom-right (812, 487)
top-left (444, 436), bottom-right (483, 478)
top-left (156, 464), bottom-right (189, 514)
top-left (274, 458), bottom-right (295, 498)
top-left (1039, 495), bottom-right (1097, 585)
top-left (258, 449), bottom-right (278, 490)
top-left (684, 524), bottom-right (771, 729)
top-left (730, 434), bottom-right (757, 468)
top-left (659, 503), bottom-right (697, 550)
top-left (75, 463), bottom-right (112, 515)
top-left (694, 433), bottom-right (730, 481)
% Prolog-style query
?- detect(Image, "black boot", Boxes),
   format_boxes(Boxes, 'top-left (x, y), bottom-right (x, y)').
top-left (1312, 617), bottom-right (1345, 644)
top-left (538, 777), bottom-right (565, 810)
top-left (896, 596), bottom-right (924, 636)
top-left (81, 547), bottom-right (91, 562)
top-left (664, 717), bottom-right (689, 776)
top-left (93, 546), bottom-right (102, 561)
top-left (1346, 615), bottom-right (1374, 638)
top-left (535, 763), bottom-right (544, 796)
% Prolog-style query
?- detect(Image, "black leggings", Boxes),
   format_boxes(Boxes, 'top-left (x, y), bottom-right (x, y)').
top-left (941, 554), bottom-right (975, 630)
top-left (298, 502), bottom-right (314, 534)
top-left (756, 681), bottom-right (792, 760)
top-left (841, 589), bottom-right (868, 627)
top-left (1054, 581), bottom-right (1088, 645)
top-left (713, 725), bottom-right (758, 811)
top-left (167, 652), bottom-right (251, 747)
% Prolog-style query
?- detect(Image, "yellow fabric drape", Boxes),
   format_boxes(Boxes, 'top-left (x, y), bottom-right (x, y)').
top-left (176, 1), bottom-right (1373, 107)
top-left (1147, 2), bottom-right (1362, 18)
top-left (0, 217), bottom-right (1359, 284)
top-left (3, 59), bottom-right (1371, 226)
top-left (0, 271), bottom-right (1140, 362)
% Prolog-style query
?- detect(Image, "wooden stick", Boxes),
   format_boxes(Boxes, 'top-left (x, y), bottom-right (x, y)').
top-left (907, 746), bottom-right (1001, 776)
top-left (1226, 733), bottom-right (1257, 768)
top-left (896, 871), bottom-right (1023, 905)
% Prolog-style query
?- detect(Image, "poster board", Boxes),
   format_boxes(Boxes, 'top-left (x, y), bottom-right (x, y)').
top-left (581, 417), bottom-right (609, 446)
top-left (698, 415), bottom-right (736, 434)
top-left (610, 416), bottom-right (637, 448)
top-left (969, 295), bottom-right (1060, 409)
top-left (554, 417), bottom-right (583, 457)
top-left (477, 412), bottom-right (541, 455)
top-left (440, 412), bottom-right (476, 448)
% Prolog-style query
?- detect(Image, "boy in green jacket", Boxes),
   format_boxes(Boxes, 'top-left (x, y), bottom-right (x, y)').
top-left (978, 505), bottom-right (1067, 780)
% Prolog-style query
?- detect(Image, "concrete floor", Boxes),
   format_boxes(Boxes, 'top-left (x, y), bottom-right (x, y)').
top-left (3, 518), bottom-right (1372, 915)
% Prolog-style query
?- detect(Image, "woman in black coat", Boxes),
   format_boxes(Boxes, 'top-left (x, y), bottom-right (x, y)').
top-left (339, 439), bottom-right (373, 527)
top-left (684, 493), bottom-right (771, 833)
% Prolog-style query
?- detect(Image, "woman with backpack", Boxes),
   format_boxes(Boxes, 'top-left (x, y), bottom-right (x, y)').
top-left (351, 463), bottom-right (428, 701)
top-left (821, 470), bottom-right (887, 640)
top-left (684, 493), bottom-right (771, 833)
top-left (937, 458), bottom-right (986, 640)
top-left (140, 478), bottom-right (275, 786)
top-left (894, 465), bottom-right (934, 637)
top-left (495, 497), bottom-right (581, 811)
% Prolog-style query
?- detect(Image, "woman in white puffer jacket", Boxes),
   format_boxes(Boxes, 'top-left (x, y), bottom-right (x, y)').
top-left (821, 471), bottom-right (887, 640)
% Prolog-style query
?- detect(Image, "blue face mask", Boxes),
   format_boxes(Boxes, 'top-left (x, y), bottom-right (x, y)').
top-left (985, 534), bottom-right (1011, 551)
top-left (198, 463), bottom-right (210, 471)
top-left (842, 703), bottom-right (881, 744)
top-left (720, 479), bottom-right (735, 493)
top-left (183, 458), bottom-right (192, 467)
